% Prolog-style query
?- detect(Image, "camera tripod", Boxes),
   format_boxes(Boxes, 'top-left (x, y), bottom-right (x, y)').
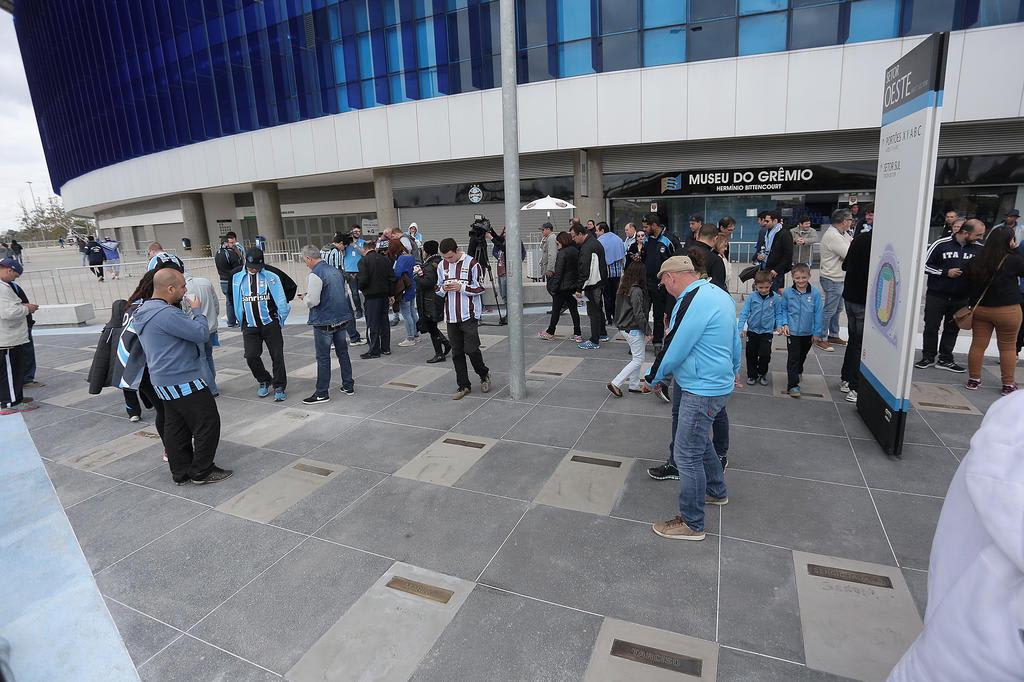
top-left (470, 238), bottom-right (507, 326)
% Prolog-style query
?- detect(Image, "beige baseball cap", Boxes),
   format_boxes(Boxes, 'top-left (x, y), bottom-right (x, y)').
top-left (657, 255), bottom-right (696, 278)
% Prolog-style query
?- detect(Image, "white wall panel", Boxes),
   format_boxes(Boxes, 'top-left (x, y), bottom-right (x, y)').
top-left (334, 113), bottom-right (364, 169)
top-left (233, 134), bottom-right (258, 183)
top-left (641, 64), bottom-right (686, 143)
top-left (270, 126), bottom-right (296, 178)
top-left (481, 89), bottom-right (503, 156)
top-left (941, 31), bottom-right (966, 123)
top-left (688, 59), bottom-right (737, 140)
top-left (215, 137), bottom-right (239, 185)
top-left (838, 40), bottom-right (901, 130)
top-left (358, 108), bottom-right (390, 167)
top-left (417, 98), bottom-right (452, 162)
top-left (251, 128), bottom-right (276, 181)
top-left (954, 24), bottom-right (1024, 122)
top-left (202, 143), bottom-right (224, 188)
top-left (167, 150), bottom-right (186, 195)
top-left (786, 48), bottom-right (842, 133)
top-left (556, 76), bottom-right (598, 149)
top-left (517, 81), bottom-right (558, 153)
top-left (735, 54), bottom-right (788, 137)
top-left (597, 70), bottom-right (642, 146)
top-left (290, 121), bottom-right (316, 176)
top-left (447, 92), bottom-right (484, 160)
top-left (387, 103), bottom-right (420, 165)
top-left (310, 117), bottom-right (340, 173)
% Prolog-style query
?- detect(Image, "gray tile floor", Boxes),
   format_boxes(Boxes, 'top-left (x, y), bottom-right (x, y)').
top-left (24, 315), bottom-right (1007, 681)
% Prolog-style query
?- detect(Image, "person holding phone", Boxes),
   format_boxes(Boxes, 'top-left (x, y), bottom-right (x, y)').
top-left (436, 238), bottom-right (491, 400)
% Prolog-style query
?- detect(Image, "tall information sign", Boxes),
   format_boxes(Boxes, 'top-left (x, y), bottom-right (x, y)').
top-left (858, 33), bottom-right (948, 456)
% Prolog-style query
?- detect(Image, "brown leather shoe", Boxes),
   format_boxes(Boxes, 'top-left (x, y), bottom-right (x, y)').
top-left (652, 516), bottom-right (705, 541)
top-left (827, 336), bottom-right (847, 346)
top-left (814, 340), bottom-right (834, 352)
top-left (452, 387), bottom-right (471, 400)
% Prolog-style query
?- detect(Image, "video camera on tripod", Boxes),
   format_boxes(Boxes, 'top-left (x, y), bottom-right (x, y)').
top-left (466, 214), bottom-right (506, 325)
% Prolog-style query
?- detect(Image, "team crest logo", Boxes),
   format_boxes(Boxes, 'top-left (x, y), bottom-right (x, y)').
top-left (660, 174), bottom-right (683, 193)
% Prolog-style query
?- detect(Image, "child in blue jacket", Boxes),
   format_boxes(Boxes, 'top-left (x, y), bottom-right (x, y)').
top-left (777, 263), bottom-right (824, 398)
top-left (738, 270), bottom-right (781, 386)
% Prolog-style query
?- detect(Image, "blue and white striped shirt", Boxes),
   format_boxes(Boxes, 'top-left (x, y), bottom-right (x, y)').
top-left (154, 378), bottom-right (208, 400)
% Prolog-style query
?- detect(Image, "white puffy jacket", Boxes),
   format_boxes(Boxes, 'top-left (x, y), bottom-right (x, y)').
top-left (888, 391), bottom-right (1024, 681)
top-left (0, 282), bottom-right (29, 348)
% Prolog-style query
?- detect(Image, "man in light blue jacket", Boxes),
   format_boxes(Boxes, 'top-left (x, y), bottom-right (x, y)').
top-left (649, 256), bottom-right (741, 542)
top-left (232, 247), bottom-right (291, 401)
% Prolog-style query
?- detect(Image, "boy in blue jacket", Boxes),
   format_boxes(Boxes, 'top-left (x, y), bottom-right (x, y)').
top-left (232, 247), bottom-right (291, 401)
top-left (738, 270), bottom-right (781, 386)
top-left (777, 264), bottom-right (824, 398)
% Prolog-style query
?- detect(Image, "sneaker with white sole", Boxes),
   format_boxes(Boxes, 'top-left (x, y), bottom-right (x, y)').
top-left (935, 360), bottom-right (966, 373)
top-left (845, 389), bottom-right (858, 403)
top-left (839, 380), bottom-right (850, 393)
top-left (129, 415), bottom-right (141, 422)
top-left (914, 358), bottom-right (935, 369)
top-left (647, 463), bottom-right (679, 480)
top-left (652, 516), bottom-right (705, 541)
top-left (705, 494), bottom-right (729, 506)
top-left (350, 339), bottom-right (367, 346)
top-left (302, 394), bottom-right (331, 405)
top-left (398, 339), bottom-right (417, 347)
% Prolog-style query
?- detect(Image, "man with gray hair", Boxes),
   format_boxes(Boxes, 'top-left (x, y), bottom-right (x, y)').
top-left (299, 245), bottom-right (355, 404)
top-left (817, 208), bottom-right (854, 352)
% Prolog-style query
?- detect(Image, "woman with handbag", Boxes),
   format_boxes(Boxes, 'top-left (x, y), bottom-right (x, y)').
top-left (537, 231), bottom-right (582, 341)
top-left (963, 226), bottom-right (1024, 394)
top-left (390, 239), bottom-right (419, 347)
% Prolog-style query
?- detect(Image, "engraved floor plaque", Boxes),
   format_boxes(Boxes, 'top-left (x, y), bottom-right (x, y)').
top-left (477, 334), bottom-right (507, 351)
top-left (215, 459), bottom-right (341, 523)
top-left (534, 450), bottom-right (634, 516)
top-left (285, 562), bottom-right (472, 682)
top-left (771, 333), bottom-right (788, 354)
top-left (910, 382), bottom-right (982, 415)
top-left (584, 617), bottom-right (719, 681)
top-left (770, 371), bottom-right (831, 402)
top-left (384, 366), bottom-right (450, 391)
top-left (54, 359), bottom-right (94, 373)
top-left (65, 427), bottom-right (162, 471)
top-left (393, 432), bottom-right (497, 486)
top-left (527, 355), bottom-right (583, 378)
top-left (793, 551), bottom-right (922, 682)
top-left (233, 409), bottom-right (321, 448)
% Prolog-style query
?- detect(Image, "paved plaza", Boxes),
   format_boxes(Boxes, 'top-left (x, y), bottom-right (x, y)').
top-left (20, 313), bottom-right (1005, 681)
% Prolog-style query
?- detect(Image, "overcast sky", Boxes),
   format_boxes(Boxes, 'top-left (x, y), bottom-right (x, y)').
top-left (0, 15), bottom-right (54, 230)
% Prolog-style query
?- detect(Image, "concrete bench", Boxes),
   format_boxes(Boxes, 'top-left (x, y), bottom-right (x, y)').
top-left (33, 303), bottom-right (95, 326)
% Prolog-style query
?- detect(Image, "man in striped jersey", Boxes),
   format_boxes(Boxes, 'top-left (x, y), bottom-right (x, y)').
top-left (436, 238), bottom-right (491, 400)
top-left (133, 268), bottom-right (231, 485)
top-left (232, 247), bottom-right (291, 401)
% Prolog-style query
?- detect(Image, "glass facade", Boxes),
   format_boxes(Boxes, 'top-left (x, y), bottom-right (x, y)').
top-left (14, 0), bottom-right (1024, 193)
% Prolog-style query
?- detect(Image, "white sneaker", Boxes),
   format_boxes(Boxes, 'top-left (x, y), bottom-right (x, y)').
top-left (349, 339), bottom-right (367, 346)
top-left (845, 389), bottom-right (858, 403)
top-left (398, 339), bottom-right (417, 347)
top-left (129, 415), bottom-right (141, 422)
top-left (839, 380), bottom-right (850, 393)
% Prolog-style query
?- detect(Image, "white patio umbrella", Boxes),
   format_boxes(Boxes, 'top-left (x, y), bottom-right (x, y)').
top-left (521, 195), bottom-right (576, 222)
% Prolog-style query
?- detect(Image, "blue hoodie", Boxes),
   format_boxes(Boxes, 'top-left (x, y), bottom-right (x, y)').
top-left (131, 299), bottom-right (209, 387)
top-left (778, 284), bottom-right (823, 337)
top-left (737, 290), bottom-right (780, 335)
top-left (651, 279), bottom-right (741, 397)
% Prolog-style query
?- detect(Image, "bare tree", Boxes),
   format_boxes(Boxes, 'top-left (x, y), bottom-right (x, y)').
top-left (13, 196), bottom-right (94, 242)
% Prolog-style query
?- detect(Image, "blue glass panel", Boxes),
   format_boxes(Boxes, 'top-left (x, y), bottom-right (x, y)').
top-left (558, 39), bottom-right (594, 76)
top-left (557, 0), bottom-right (591, 41)
top-left (901, 0), bottom-right (958, 35)
top-left (739, 0), bottom-right (788, 15)
top-left (790, 4), bottom-right (841, 49)
top-left (415, 0), bottom-right (432, 18)
top-left (643, 25), bottom-right (686, 65)
top-left (687, 17), bottom-right (737, 60)
top-left (361, 78), bottom-right (378, 106)
top-left (691, 0), bottom-right (737, 21)
top-left (386, 27), bottom-right (402, 72)
top-left (968, 0), bottom-right (1024, 28)
top-left (333, 42), bottom-right (347, 83)
top-left (518, 0), bottom-right (550, 47)
top-left (601, 0), bottom-right (638, 33)
top-left (357, 33), bottom-right (374, 78)
top-left (416, 19), bottom-right (437, 66)
top-left (389, 73), bottom-right (412, 101)
top-left (354, 0), bottom-right (370, 32)
top-left (848, 0), bottom-right (900, 42)
top-left (644, 0), bottom-right (686, 28)
top-left (738, 11), bottom-right (787, 55)
top-left (419, 67), bottom-right (441, 97)
top-left (336, 84), bottom-right (351, 111)
top-left (383, 0), bottom-right (399, 25)
top-left (328, 4), bottom-right (341, 39)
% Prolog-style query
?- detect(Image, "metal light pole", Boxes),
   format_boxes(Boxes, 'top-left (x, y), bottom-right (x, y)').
top-left (25, 180), bottom-right (38, 208)
top-left (499, 0), bottom-right (525, 400)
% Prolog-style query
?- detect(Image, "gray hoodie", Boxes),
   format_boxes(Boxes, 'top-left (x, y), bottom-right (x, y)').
top-left (131, 298), bottom-right (209, 387)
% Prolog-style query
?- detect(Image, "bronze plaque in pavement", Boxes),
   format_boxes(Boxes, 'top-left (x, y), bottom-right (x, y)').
top-left (807, 564), bottom-right (893, 588)
top-left (385, 576), bottom-right (454, 604)
top-left (570, 454), bottom-right (622, 468)
top-left (388, 381), bottom-right (419, 388)
top-left (293, 463), bottom-right (334, 477)
top-left (610, 639), bottom-right (702, 676)
top-left (443, 438), bottom-right (487, 449)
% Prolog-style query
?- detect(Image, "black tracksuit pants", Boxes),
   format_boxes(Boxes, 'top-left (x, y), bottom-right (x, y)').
top-left (243, 322), bottom-right (287, 389)
top-left (447, 318), bottom-right (489, 390)
top-left (745, 332), bottom-right (773, 379)
top-left (786, 335), bottom-right (814, 389)
top-left (0, 345), bottom-right (27, 408)
top-left (162, 388), bottom-right (220, 483)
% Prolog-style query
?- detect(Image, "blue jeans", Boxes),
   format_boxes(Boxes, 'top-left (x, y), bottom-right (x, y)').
top-left (673, 390), bottom-right (729, 532)
top-left (200, 332), bottom-right (218, 395)
top-left (220, 281), bottom-right (237, 327)
top-left (314, 323), bottom-right (354, 395)
top-left (400, 298), bottom-right (418, 340)
top-left (668, 382), bottom-right (729, 465)
top-left (820, 276), bottom-right (844, 338)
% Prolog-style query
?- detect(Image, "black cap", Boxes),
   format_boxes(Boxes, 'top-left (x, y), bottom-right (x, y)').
top-left (642, 213), bottom-right (659, 225)
top-left (245, 247), bottom-right (265, 270)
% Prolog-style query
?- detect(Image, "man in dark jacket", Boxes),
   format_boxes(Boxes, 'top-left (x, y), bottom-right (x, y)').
top-left (85, 236), bottom-right (106, 281)
top-left (629, 214), bottom-right (675, 345)
top-left (687, 223), bottom-right (728, 290)
top-left (839, 229), bottom-right (872, 403)
top-left (914, 219), bottom-right (985, 372)
top-left (214, 232), bottom-right (244, 327)
top-left (755, 210), bottom-right (793, 293)
top-left (415, 240), bottom-right (451, 363)
top-left (357, 240), bottom-right (395, 359)
top-left (572, 223), bottom-right (608, 349)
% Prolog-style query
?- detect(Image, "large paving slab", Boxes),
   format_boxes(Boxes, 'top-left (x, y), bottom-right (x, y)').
top-left (383, 365), bottom-right (452, 391)
top-left (394, 432), bottom-right (498, 486)
top-left (63, 426), bottom-right (162, 472)
top-left (910, 381), bottom-right (982, 416)
top-left (534, 450), bottom-right (634, 516)
top-left (584, 617), bottom-right (720, 681)
top-left (214, 458), bottom-right (344, 523)
top-left (527, 354), bottom-right (583, 378)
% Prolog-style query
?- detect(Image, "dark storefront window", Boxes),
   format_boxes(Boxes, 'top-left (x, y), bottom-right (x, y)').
top-left (394, 177), bottom-right (574, 208)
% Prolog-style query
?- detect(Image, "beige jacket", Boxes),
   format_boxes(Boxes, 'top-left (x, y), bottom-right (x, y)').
top-left (0, 282), bottom-right (29, 348)
top-left (790, 226), bottom-right (819, 266)
top-left (819, 225), bottom-right (852, 281)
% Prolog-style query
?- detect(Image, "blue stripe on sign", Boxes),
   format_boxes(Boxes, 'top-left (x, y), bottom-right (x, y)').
top-left (859, 362), bottom-right (911, 411)
top-left (880, 90), bottom-right (943, 126)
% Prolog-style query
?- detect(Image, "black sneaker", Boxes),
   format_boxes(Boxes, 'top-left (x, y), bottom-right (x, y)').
top-left (341, 387), bottom-right (355, 396)
top-left (935, 360), bottom-right (966, 373)
top-left (653, 383), bottom-right (671, 404)
top-left (192, 466), bottom-right (233, 485)
top-left (914, 358), bottom-right (935, 369)
top-left (647, 463), bottom-right (679, 480)
top-left (382, 350), bottom-right (392, 356)
top-left (360, 352), bottom-right (381, 359)
top-left (720, 456), bottom-right (728, 470)
top-left (302, 394), bottom-right (331, 405)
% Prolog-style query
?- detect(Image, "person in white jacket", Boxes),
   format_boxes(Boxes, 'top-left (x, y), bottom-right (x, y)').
top-left (888, 390), bottom-right (1024, 681)
top-left (0, 258), bottom-right (39, 414)
top-left (817, 208), bottom-right (854, 352)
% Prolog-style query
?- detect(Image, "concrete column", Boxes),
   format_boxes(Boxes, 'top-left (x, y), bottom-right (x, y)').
top-left (252, 182), bottom-right (284, 243)
top-left (373, 169), bottom-right (399, 232)
top-left (572, 148), bottom-right (604, 224)
top-left (202, 192), bottom-right (238, 250)
top-left (180, 193), bottom-right (209, 254)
